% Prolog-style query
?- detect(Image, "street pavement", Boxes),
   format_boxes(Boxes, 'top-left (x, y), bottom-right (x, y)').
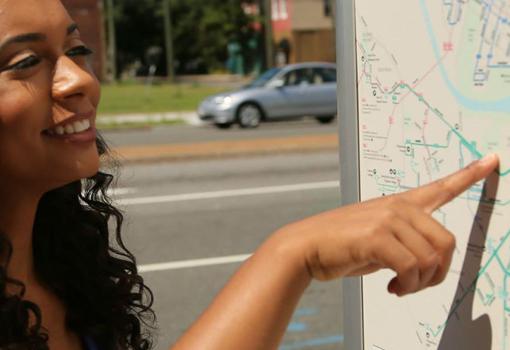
top-left (101, 118), bottom-right (337, 147)
top-left (101, 119), bottom-right (338, 163)
top-left (110, 151), bottom-right (345, 350)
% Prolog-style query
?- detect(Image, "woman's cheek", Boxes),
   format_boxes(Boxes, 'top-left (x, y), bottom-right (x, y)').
top-left (0, 80), bottom-right (51, 126)
top-left (90, 73), bottom-right (101, 108)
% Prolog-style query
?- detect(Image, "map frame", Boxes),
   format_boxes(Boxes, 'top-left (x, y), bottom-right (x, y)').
top-left (337, 0), bottom-right (510, 348)
top-left (335, 0), bottom-right (365, 349)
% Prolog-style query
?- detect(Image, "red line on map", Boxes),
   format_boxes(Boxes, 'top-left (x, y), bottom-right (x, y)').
top-left (399, 52), bottom-right (450, 107)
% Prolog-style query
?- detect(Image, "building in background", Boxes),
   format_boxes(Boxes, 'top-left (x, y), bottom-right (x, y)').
top-left (61, 0), bottom-right (106, 80)
top-left (272, 0), bottom-right (335, 65)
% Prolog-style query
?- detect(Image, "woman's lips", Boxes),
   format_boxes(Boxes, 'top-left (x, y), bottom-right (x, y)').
top-left (43, 126), bottom-right (97, 143)
top-left (42, 112), bottom-right (97, 143)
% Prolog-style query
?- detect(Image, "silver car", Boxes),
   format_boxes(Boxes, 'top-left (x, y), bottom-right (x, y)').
top-left (198, 62), bottom-right (338, 129)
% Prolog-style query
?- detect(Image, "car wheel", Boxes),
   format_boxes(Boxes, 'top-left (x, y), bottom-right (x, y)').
top-left (316, 115), bottom-right (336, 124)
top-left (237, 103), bottom-right (262, 128)
top-left (215, 122), bottom-right (233, 129)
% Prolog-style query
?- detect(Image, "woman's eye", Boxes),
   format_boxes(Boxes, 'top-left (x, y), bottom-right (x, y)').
top-left (1, 55), bottom-right (41, 72)
top-left (66, 45), bottom-right (94, 57)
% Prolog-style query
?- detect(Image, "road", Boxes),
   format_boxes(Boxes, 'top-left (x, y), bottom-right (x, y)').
top-left (109, 150), bottom-right (345, 349)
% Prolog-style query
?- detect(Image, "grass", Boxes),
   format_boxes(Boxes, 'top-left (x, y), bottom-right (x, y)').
top-left (97, 82), bottom-right (229, 116)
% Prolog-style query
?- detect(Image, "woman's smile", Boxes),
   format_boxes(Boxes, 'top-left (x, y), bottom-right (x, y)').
top-left (42, 111), bottom-right (97, 143)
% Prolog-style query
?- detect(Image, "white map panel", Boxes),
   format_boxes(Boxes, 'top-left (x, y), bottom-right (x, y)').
top-left (356, 1), bottom-right (510, 349)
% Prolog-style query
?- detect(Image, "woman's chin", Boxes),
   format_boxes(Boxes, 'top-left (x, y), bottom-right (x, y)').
top-left (50, 153), bottom-right (101, 189)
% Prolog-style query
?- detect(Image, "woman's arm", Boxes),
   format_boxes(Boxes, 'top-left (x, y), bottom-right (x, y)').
top-left (171, 154), bottom-right (499, 350)
top-left (171, 232), bottom-right (309, 350)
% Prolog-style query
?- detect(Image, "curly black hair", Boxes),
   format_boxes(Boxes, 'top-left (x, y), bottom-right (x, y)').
top-left (0, 136), bottom-right (155, 349)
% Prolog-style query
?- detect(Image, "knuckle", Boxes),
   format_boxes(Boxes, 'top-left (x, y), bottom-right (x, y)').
top-left (466, 161), bottom-right (481, 173)
top-left (378, 208), bottom-right (398, 226)
top-left (401, 257), bottom-right (419, 275)
top-left (430, 267), bottom-right (448, 286)
top-left (440, 232), bottom-right (456, 251)
top-left (367, 228), bottom-right (386, 244)
top-left (437, 179), bottom-right (457, 202)
top-left (419, 253), bottom-right (440, 271)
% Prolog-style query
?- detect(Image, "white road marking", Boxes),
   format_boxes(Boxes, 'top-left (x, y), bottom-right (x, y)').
top-left (118, 181), bottom-right (339, 206)
top-left (138, 254), bottom-right (252, 273)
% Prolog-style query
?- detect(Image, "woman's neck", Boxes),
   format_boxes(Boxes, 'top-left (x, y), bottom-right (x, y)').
top-left (0, 188), bottom-right (82, 349)
top-left (0, 189), bottom-right (41, 286)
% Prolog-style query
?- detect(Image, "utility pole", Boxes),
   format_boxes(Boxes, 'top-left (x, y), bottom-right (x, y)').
top-left (105, 0), bottom-right (117, 81)
top-left (262, 0), bottom-right (274, 69)
top-left (329, 0), bottom-right (337, 31)
top-left (99, 0), bottom-right (108, 81)
top-left (163, 0), bottom-right (175, 82)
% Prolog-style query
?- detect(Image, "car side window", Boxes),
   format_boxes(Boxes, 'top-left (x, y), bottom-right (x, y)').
top-left (283, 70), bottom-right (298, 86)
top-left (283, 68), bottom-right (314, 86)
top-left (314, 68), bottom-right (337, 84)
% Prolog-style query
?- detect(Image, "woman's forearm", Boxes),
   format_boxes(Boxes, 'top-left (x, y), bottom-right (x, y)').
top-left (171, 230), bottom-right (311, 350)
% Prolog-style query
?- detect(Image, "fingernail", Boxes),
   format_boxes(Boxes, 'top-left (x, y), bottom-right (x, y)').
top-left (479, 153), bottom-right (498, 165)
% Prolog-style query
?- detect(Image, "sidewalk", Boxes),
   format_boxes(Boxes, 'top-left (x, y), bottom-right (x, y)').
top-left (98, 111), bottom-right (203, 127)
top-left (111, 134), bottom-right (339, 163)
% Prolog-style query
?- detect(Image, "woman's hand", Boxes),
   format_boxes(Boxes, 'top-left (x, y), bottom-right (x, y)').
top-left (171, 154), bottom-right (499, 350)
top-left (275, 154), bottom-right (499, 297)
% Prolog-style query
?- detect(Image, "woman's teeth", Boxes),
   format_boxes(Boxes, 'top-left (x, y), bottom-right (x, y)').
top-left (52, 119), bottom-right (91, 136)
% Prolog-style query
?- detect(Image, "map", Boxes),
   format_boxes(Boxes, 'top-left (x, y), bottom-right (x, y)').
top-left (356, 0), bottom-right (510, 349)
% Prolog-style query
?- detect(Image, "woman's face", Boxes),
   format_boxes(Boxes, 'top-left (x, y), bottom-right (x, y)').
top-left (0, 0), bottom-right (101, 193)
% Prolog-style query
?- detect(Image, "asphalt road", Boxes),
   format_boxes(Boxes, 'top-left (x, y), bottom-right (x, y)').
top-left (109, 151), bottom-right (345, 350)
top-left (101, 118), bottom-right (338, 148)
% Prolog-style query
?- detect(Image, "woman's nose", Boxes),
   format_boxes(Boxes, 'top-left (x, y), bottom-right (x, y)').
top-left (51, 56), bottom-right (97, 104)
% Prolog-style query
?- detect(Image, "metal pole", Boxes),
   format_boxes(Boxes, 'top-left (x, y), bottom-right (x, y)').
top-left (163, 0), bottom-right (175, 82)
top-left (330, 0), bottom-right (337, 33)
top-left (263, 0), bottom-right (274, 69)
top-left (99, 0), bottom-right (108, 81)
top-left (105, 0), bottom-right (117, 81)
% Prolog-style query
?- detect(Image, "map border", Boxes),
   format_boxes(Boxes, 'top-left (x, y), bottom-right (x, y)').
top-left (336, 0), bottom-right (365, 349)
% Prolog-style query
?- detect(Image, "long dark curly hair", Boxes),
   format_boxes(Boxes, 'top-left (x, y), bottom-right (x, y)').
top-left (0, 136), bottom-right (155, 349)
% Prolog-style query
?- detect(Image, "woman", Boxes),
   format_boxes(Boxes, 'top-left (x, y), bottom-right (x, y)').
top-left (0, 0), bottom-right (500, 349)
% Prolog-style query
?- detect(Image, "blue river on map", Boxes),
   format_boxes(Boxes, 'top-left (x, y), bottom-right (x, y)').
top-left (418, 0), bottom-right (510, 113)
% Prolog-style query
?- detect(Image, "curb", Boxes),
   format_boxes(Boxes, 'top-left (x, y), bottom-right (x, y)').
top-left (97, 111), bottom-right (203, 127)
top-left (111, 134), bottom-right (339, 163)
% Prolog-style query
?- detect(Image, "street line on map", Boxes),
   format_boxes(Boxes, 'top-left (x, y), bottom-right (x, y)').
top-left (138, 254), bottom-right (252, 273)
top-left (117, 181), bottom-right (340, 206)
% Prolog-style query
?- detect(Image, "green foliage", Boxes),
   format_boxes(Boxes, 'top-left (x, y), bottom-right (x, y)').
top-left (114, 0), bottom-right (165, 74)
top-left (97, 83), bottom-right (228, 115)
top-left (114, 0), bottom-right (259, 75)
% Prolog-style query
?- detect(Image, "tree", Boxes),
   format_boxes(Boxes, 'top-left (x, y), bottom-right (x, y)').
top-left (113, 0), bottom-right (259, 76)
top-left (112, 0), bottom-right (164, 77)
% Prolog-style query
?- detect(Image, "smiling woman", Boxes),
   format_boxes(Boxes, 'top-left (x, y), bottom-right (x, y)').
top-left (0, 1), bottom-right (153, 349)
top-left (0, 1), bottom-right (502, 350)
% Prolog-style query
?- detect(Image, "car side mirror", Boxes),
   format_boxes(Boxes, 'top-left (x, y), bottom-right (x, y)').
top-left (268, 79), bottom-right (285, 88)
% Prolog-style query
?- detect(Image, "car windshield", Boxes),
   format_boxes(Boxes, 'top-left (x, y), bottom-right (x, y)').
top-left (246, 68), bottom-right (282, 88)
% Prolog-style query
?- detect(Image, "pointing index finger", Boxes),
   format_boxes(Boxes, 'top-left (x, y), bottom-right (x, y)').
top-left (404, 154), bottom-right (499, 213)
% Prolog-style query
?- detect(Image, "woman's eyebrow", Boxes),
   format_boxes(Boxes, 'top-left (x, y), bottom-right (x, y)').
top-left (0, 24), bottom-right (79, 54)
top-left (0, 32), bottom-right (46, 52)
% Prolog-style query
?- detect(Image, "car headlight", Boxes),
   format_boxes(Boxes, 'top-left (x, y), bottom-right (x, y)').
top-left (213, 96), bottom-right (233, 106)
